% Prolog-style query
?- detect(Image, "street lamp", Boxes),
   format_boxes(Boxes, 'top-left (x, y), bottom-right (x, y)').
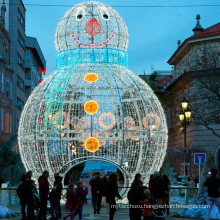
top-left (179, 98), bottom-right (192, 176)
top-left (181, 98), bottom-right (189, 109)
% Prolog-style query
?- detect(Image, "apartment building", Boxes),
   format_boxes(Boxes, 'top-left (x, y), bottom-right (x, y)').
top-left (4, 0), bottom-right (45, 140)
top-left (0, 2), bottom-right (14, 143)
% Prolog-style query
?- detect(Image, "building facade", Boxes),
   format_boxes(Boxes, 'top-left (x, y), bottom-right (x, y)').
top-left (3, 0), bottom-right (44, 143)
top-left (25, 36), bottom-right (45, 101)
top-left (163, 15), bottom-right (220, 177)
top-left (0, 2), bottom-right (14, 143)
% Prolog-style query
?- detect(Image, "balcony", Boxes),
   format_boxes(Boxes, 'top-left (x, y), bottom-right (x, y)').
top-left (25, 78), bottom-right (31, 87)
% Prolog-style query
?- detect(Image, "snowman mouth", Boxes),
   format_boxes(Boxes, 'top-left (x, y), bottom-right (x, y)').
top-left (71, 33), bottom-right (115, 48)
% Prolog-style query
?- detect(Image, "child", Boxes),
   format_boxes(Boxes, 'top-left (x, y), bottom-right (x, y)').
top-left (73, 182), bottom-right (88, 220)
top-left (49, 186), bottom-right (60, 220)
top-left (63, 184), bottom-right (77, 220)
top-left (141, 198), bottom-right (154, 220)
top-left (141, 189), bottom-right (154, 220)
top-left (30, 180), bottom-right (40, 218)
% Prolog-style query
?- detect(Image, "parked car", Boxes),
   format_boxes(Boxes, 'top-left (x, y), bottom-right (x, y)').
top-left (80, 173), bottom-right (89, 178)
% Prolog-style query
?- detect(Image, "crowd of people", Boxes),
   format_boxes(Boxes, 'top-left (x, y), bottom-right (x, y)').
top-left (127, 171), bottom-right (170, 220)
top-left (17, 170), bottom-right (64, 220)
top-left (17, 168), bottom-right (220, 220)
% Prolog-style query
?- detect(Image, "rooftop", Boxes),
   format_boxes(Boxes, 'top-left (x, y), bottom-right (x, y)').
top-left (168, 17), bottom-right (220, 65)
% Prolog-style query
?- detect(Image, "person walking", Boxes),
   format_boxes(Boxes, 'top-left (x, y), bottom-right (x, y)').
top-left (204, 168), bottom-right (220, 220)
top-left (89, 172), bottom-right (104, 214)
top-left (49, 186), bottom-right (61, 220)
top-left (127, 184), bottom-right (148, 220)
top-left (162, 174), bottom-right (170, 216)
top-left (73, 181), bottom-right (88, 220)
top-left (54, 172), bottom-right (63, 218)
top-left (20, 170), bottom-right (33, 220)
top-left (148, 174), bottom-right (155, 192)
top-left (131, 173), bottom-right (143, 188)
top-left (101, 176), bottom-right (108, 208)
top-left (63, 184), bottom-right (77, 220)
top-left (151, 171), bottom-right (167, 205)
top-left (38, 171), bottom-right (50, 220)
top-left (106, 173), bottom-right (122, 220)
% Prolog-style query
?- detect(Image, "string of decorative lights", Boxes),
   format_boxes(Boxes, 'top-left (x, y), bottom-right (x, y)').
top-left (18, 1), bottom-right (168, 202)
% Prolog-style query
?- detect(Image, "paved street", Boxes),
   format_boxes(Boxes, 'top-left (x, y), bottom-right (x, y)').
top-left (1, 215), bottom-right (202, 220)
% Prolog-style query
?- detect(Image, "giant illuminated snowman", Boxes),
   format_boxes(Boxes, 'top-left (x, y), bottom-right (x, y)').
top-left (18, 1), bottom-right (167, 199)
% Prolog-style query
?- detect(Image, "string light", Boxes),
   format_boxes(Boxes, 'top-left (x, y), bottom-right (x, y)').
top-left (18, 1), bottom-right (167, 202)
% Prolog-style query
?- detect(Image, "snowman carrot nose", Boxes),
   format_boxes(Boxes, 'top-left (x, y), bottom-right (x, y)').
top-left (85, 18), bottom-right (101, 36)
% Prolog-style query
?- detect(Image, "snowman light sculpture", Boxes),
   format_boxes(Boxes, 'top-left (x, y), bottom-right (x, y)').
top-left (18, 1), bottom-right (167, 200)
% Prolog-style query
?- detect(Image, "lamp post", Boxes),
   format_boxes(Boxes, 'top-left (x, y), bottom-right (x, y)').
top-left (179, 98), bottom-right (192, 176)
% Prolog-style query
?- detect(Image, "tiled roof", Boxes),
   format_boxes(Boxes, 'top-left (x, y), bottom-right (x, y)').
top-left (188, 22), bottom-right (220, 40)
top-left (157, 74), bottom-right (173, 86)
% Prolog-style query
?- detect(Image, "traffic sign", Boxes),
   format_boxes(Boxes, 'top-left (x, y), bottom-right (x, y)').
top-left (194, 153), bottom-right (206, 164)
top-left (182, 163), bottom-right (190, 166)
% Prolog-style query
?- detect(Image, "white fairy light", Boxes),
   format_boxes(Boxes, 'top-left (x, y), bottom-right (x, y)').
top-left (18, 1), bottom-right (167, 201)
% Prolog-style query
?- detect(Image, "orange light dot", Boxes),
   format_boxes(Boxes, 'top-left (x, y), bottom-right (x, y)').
top-left (85, 137), bottom-right (100, 152)
top-left (84, 73), bottom-right (98, 83)
top-left (84, 100), bottom-right (99, 114)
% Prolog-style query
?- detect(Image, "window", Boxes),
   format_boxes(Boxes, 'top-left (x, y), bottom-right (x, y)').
top-left (18, 31), bottom-right (25, 48)
top-left (1, 73), bottom-right (4, 93)
top-left (5, 80), bottom-right (10, 98)
top-left (17, 53), bottom-right (25, 69)
top-left (18, 9), bottom-right (25, 28)
top-left (10, 82), bottom-right (12, 99)
top-left (5, 113), bottom-right (10, 133)
top-left (17, 98), bottom-right (24, 110)
top-left (16, 120), bottom-right (19, 130)
top-left (25, 50), bottom-right (31, 61)
top-left (17, 76), bottom-right (24, 90)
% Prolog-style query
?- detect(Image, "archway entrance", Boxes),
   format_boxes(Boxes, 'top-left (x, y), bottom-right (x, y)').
top-left (62, 158), bottom-right (127, 197)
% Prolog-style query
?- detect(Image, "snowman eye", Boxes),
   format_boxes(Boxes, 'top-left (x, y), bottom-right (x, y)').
top-left (103, 14), bottom-right (109, 20)
top-left (101, 9), bottom-right (109, 20)
top-left (76, 9), bottom-right (85, 21)
top-left (77, 14), bottom-right (83, 20)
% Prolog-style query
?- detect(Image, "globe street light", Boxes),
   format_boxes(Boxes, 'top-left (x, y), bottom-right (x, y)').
top-left (179, 99), bottom-right (192, 175)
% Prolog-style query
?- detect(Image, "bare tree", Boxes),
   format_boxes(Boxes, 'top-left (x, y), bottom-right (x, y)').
top-left (184, 44), bottom-right (220, 138)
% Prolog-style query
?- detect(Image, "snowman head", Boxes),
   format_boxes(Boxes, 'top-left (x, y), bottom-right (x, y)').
top-left (55, 1), bottom-right (129, 52)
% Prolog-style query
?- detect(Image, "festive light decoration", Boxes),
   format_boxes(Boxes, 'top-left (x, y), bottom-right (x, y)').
top-left (52, 112), bottom-right (69, 129)
top-left (84, 100), bottom-right (99, 115)
top-left (84, 73), bottom-right (98, 83)
top-left (18, 1), bottom-right (167, 202)
top-left (142, 113), bottom-right (161, 129)
top-left (124, 116), bottom-right (135, 129)
top-left (85, 137), bottom-right (100, 152)
top-left (85, 18), bottom-right (101, 36)
top-left (98, 112), bottom-right (116, 130)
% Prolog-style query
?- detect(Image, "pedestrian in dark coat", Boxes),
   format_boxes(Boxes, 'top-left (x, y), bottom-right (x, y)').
top-left (38, 170), bottom-right (50, 220)
top-left (151, 171), bottom-right (168, 205)
top-left (127, 184), bottom-right (147, 220)
top-left (148, 174), bottom-right (155, 192)
top-left (131, 173), bottom-right (143, 188)
top-left (54, 172), bottom-right (63, 218)
top-left (101, 176), bottom-right (108, 207)
top-left (106, 173), bottom-right (122, 220)
top-left (162, 174), bottom-right (170, 216)
top-left (89, 172), bottom-right (104, 214)
top-left (20, 170), bottom-right (33, 220)
top-left (204, 168), bottom-right (220, 220)
top-left (49, 186), bottom-right (60, 220)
